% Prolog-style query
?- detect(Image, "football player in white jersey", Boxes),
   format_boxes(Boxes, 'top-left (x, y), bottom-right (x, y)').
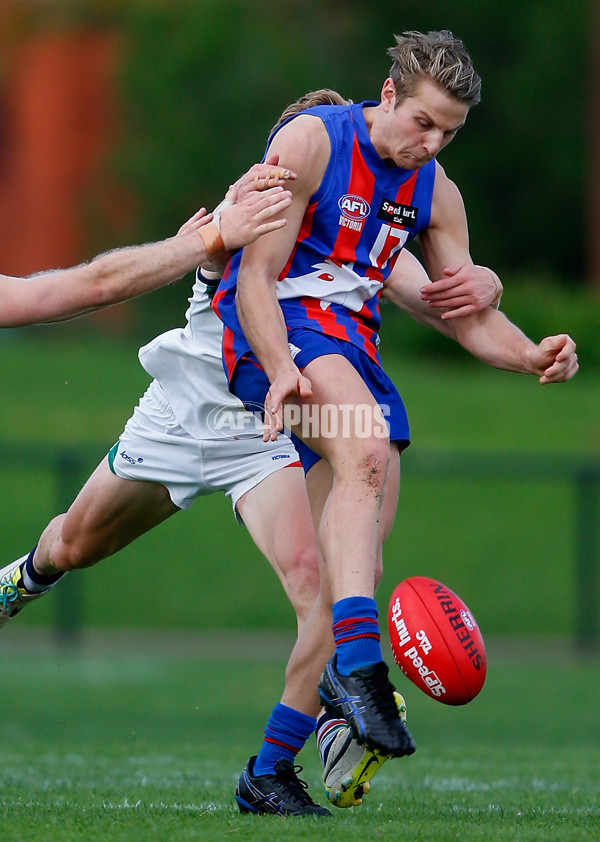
top-left (0, 148), bottom-right (338, 815)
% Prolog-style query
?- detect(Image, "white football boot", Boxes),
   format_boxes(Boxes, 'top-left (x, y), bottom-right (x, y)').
top-left (321, 691), bottom-right (407, 808)
top-left (0, 555), bottom-right (48, 628)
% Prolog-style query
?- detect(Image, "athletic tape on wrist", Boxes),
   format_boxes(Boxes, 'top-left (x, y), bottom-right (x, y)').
top-left (198, 223), bottom-right (225, 257)
top-left (211, 197), bottom-right (233, 231)
top-left (199, 267), bottom-right (223, 282)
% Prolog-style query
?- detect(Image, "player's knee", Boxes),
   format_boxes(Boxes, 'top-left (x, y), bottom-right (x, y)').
top-left (287, 551), bottom-right (321, 600)
top-left (281, 547), bottom-right (321, 614)
top-left (344, 440), bottom-right (390, 491)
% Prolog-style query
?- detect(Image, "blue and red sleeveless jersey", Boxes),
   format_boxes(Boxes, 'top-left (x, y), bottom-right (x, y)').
top-left (213, 101), bottom-right (436, 381)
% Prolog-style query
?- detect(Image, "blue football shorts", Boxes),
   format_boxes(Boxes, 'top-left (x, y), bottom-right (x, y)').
top-left (231, 327), bottom-right (410, 473)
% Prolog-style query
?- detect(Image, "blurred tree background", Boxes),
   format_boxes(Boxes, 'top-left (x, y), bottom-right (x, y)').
top-left (1, 0), bottom-right (597, 348)
top-left (113, 0), bottom-right (590, 280)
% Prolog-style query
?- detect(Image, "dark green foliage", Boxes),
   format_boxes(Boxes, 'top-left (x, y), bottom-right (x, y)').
top-left (4, 1), bottom-right (593, 338)
top-left (76, 0), bottom-right (589, 336)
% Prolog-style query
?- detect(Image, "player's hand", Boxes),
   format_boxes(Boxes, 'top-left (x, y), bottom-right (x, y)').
top-left (527, 334), bottom-right (579, 384)
top-left (227, 154), bottom-right (297, 203)
top-left (175, 207), bottom-right (212, 237)
top-left (219, 186), bottom-right (292, 251)
top-left (421, 263), bottom-right (502, 319)
top-left (263, 372), bottom-right (313, 441)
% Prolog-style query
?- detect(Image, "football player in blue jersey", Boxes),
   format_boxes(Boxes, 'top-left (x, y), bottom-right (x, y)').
top-left (0, 81), bottom-right (576, 819)
top-left (213, 29), bottom-right (578, 806)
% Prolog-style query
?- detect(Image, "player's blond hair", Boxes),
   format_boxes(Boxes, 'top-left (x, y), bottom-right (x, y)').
top-left (387, 30), bottom-right (481, 107)
top-left (271, 88), bottom-right (351, 133)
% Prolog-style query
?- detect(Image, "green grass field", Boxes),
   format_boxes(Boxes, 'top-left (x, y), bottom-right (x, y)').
top-left (1, 631), bottom-right (599, 841)
top-left (1, 331), bottom-right (599, 839)
top-left (1, 330), bottom-right (598, 640)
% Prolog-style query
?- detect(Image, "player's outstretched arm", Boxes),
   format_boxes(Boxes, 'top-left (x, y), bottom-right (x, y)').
top-left (217, 186), bottom-right (293, 251)
top-left (450, 309), bottom-right (578, 383)
top-left (384, 247), bottom-right (479, 343)
top-left (0, 210), bottom-right (213, 328)
top-left (0, 159), bottom-right (296, 328)
top-left (197, 155), bottom-right (296, 273)
top-left (384, 250), bottom-right (578, 384)
top-left (385, 250), bottom-right (501, 329)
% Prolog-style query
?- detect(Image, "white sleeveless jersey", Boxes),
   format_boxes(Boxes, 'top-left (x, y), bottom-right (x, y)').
top-left (138, 277), bottom-right (262, 440)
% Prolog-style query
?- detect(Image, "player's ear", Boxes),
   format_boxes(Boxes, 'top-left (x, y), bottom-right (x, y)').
top-left (381, 78), bottom-right (397, 111)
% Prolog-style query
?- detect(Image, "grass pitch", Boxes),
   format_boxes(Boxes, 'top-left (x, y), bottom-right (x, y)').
top-left (1, 631), bottom-right (598, 841)
top-left (3, 335), bottom-right (600, 640)
top-left (2, 335), bottom-right (599, 839)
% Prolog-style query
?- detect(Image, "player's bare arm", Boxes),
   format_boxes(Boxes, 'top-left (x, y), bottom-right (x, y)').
top-left (93, 184), bottom-right (295, 306)
top-left (448, 309), bottom-right (578, 383)
top-left (418, 163), bottom-right (502, 318)
top-left (384, 249), bottom-right (499, 330)
top-left (198, 154), bottom-right (297, 273)
top-left (0, 217), bottom-right (213, 328)
top-left (421, 261), bottom-right (503, 315)
top-left (0, 164), bottom-right (294, 328)
top-left (383, 248), bottom-right (456, 338)
top-left (384, 251), bottom-right (578, 383)
top-left (235, 116), bottom-right (330, 439)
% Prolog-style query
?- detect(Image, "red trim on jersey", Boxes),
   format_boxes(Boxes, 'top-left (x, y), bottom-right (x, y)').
top-left (298, 296), bottom-right (350, 342)
top-left (211, 284), bottom-right (226, 313)
top-left (331, 133), bottom-right (376, 266)
top-left (353, 302), bottom-right (380, 361)
top-left (278, 201), bottom-right (318, 281)
top-left (395, 169), bottom-right (418, 206)
top-left (221, 325), bottom-right (237, 381)
top-left (210, 256), bottom-right (233, 316)
top-left (365, 266), bottom-right (384, 284)
top-left (239, 354), bottom-right (264, 371)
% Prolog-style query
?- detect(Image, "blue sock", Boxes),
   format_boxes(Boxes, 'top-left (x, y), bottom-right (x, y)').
top-left (253, 703), bottom-right (316, 776)
top-left (332, 596), bottom-right (382, 675)
top-left (22, 546), bottom-right (64, 592)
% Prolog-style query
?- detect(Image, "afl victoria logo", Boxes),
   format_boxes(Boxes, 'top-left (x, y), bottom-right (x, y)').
top-left (338, 194), bottom-right (370, 221)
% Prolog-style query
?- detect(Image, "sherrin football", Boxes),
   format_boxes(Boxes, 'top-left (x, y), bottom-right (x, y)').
top-left (388, 576), bottom-right (486, 706)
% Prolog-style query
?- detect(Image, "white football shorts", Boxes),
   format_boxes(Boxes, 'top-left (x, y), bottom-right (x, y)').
top-left (108, 379), bottom-right (301, 517)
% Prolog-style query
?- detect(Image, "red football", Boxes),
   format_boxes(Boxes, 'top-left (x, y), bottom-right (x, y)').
top-left (388, 576), bottom-right (486, 705)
